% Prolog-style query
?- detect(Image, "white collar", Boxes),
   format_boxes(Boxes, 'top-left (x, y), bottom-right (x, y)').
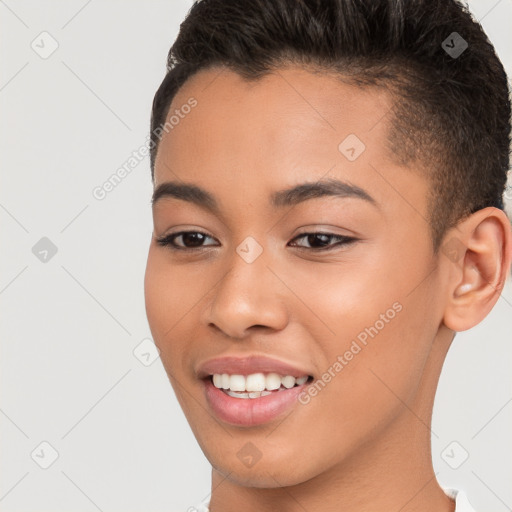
top-left (442, 486), bottom-right (477, 512)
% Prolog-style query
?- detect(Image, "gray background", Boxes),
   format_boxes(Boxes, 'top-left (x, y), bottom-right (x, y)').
top-left (1, 1), bottom-right (511, 511)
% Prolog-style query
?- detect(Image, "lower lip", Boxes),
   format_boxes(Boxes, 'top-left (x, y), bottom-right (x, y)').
top-left (203, 378), bottom-right (310, 427)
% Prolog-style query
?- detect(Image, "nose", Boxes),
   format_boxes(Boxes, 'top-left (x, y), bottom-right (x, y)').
top-left (201, 254), bottom-right (289, 339)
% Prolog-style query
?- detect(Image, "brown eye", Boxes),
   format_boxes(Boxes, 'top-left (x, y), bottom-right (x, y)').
top-left (155, 230), bottom-right (357, 253)
top-left (289, 232), bottom-right (358, 251)
top-left (156, 231), bottom-right (218, 251)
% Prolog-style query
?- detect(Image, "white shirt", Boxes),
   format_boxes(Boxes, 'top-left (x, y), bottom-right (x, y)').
top-left (442, 487), bottom-right (477, 512)
top-left (191, 486), bottom-right (477, 511)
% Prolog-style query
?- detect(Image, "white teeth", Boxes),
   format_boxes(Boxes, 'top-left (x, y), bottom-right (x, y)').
top-left (281, 375), bottom-right (296, 389)
top-left (246, 373), bottom-right (266, 392)
top-left (229, 374), bottom-right (246, 392)
top-left (225, 390), bottom-right (273, 399)
top-left (211, 372), bottom-right (310, 393)
top-left (265, 373), bottom-right (282, 390)
top-left (212, 374), bottom-right (223, 388)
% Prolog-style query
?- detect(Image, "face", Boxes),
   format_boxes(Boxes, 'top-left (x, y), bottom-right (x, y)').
top-left (144, 66), bottom-right (449, 487)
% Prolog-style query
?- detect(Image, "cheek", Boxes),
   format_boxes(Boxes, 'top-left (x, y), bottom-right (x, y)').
top-left (295, 256), bottom-right (437, 435)
top-left (145, 247), bottom-right (199, 328)
top-left (144, 249), bottom-right (169, 338)
top-left (144, 249), bottom-right (202, 413)
top-left (144, 248), bottom-right (193, 362)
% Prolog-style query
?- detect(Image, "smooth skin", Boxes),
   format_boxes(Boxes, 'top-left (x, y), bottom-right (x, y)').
top-left (144, 66), bottom-right (512, 512)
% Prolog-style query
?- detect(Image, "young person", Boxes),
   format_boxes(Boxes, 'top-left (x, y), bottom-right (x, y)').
top-left (144, 1), bottom-right (512, 510)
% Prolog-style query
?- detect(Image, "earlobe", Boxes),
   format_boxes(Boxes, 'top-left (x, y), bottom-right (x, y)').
top-left (442, 207), bottom-right (512, 332)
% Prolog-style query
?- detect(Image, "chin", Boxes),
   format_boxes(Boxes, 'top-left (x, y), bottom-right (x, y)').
top-left (207, 446), bottom-right (325, 488)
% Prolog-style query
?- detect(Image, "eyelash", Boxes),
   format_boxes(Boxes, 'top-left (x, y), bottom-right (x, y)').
top-left (155, 230), bottom-right (358, 252)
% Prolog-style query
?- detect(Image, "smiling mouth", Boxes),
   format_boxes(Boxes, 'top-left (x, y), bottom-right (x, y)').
top-left (207, 373), bottom-right (314, 399)
top-left (202, 372), bottom-right (315, 426)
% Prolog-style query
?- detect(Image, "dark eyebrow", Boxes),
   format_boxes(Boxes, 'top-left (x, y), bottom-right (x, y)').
top-left (152, 181), bottom-right (221, 214)
top-left (270, 178), bottom-right (377, 208)
top-left (151, 178), bottom-right (377, 212)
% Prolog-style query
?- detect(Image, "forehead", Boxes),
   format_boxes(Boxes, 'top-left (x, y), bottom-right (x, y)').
top-left (155, 66), bottom-right (392, 176)
top-left (153, 66), bottom-right (427, 218)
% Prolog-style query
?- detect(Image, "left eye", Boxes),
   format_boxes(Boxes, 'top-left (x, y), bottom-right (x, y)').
top-left (155, 230), bottom-right (357, 252)
top-left (288, 232), bottom-right (358, 251)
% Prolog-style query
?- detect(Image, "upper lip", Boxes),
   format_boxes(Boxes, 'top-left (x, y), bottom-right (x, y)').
top-left (196, 355), bottom-right (313, 379)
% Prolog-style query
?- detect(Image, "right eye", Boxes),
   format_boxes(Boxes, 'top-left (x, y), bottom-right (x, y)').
top-left (155, 230), bottom-right (219, 251)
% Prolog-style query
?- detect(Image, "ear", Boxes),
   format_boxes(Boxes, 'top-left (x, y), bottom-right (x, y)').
top-left (442, 207), bottom-right (512, 332)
